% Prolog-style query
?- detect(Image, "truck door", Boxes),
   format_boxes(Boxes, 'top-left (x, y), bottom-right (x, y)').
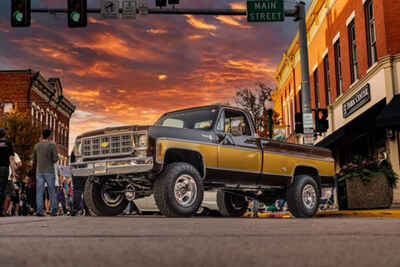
top-left (215, 109), bottom-right (262, 185)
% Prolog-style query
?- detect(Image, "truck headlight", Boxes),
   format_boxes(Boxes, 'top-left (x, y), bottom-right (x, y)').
top-left (75, 141), bottom-right (82, 155)
top-left (138, 135), bottom-right (148, 147)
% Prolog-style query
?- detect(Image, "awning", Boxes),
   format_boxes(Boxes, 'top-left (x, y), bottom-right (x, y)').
top-left (376, 94), bottom-right (400, 128)
top-left (315, 126), bottom-right (345, 148)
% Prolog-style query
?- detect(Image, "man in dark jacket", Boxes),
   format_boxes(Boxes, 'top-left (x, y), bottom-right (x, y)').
top-left (33, 129), bottom-right (59, 216)
top-left (0, 128), bottom-right (16, 216)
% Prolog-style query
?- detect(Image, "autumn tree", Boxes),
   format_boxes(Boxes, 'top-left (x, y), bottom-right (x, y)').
top-left (233, 83), bottom-right (278, 137)
top-left (0, 111), bottom-right (42, 180)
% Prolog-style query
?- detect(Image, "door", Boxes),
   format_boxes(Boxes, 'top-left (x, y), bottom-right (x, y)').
top-left (214, 109), bottom-right (262, 185)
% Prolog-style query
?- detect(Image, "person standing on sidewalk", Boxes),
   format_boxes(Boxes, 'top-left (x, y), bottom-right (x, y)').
top-left (0, 128), bottom-right (16, 216)
top-left (33, 129), bottom-right (59, 216)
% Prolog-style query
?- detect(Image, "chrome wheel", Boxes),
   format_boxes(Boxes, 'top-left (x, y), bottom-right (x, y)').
top-left (101, 185), bottom-right (124, 208)
top-left (174, 174), bottom-right (198, 208)
top-left (302, 184), bottom-right (317, 210)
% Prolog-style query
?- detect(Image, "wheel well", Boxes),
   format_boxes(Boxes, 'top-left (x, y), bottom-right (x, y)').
top-left (292, 166), bottom-right (321, 188)
top-left (164, 148), bottom-right (205, 178)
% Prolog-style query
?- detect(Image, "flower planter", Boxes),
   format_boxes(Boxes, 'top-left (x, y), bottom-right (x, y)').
top-left (338, 173), bottom-right (393, 210)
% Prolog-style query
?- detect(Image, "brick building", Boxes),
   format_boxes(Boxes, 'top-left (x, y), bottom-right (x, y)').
top-left (274, 0), bottom-right (400, 202)
top-left (0, 69), bottom-right (75, 166)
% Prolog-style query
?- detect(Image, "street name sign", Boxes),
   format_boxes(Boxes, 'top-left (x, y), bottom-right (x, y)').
top-left (247, 0), bottom-right (284, 22)
top-left (101, 0), bottom-right (119, 19)
top-left (121, 0), bottom-right (136, 19)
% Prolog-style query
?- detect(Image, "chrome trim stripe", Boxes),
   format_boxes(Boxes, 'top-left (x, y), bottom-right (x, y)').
top-left (263, 151), bottom-right (334, 162)
top-left (157, 137), bottom-right (217, 147)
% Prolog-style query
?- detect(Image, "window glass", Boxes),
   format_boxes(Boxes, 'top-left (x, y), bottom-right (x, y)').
top-left (156, 108), bottom-right (218, 130)
top-left (223, 109), bottom-right (252, 136)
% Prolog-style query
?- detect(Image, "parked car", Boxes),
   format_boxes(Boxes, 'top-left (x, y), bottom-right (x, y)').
top-left (71, 105), bottom-right (335, 218)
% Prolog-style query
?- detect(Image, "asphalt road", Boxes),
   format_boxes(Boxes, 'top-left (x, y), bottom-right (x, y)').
top-left (0, 216), bottom-right (399, 267)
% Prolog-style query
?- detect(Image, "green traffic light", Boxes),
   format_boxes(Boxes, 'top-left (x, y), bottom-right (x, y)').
top-left (70, 11), bottom-right (81, 22)
top-left (13, 10), bottom-right (24, 22)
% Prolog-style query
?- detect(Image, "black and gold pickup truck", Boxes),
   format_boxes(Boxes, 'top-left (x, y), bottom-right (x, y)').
top-left (71, 105), bottom-right (335, 218)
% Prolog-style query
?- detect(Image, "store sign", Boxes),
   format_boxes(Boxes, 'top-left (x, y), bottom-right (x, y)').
top-left (343, 84), bottom-right (371, 118)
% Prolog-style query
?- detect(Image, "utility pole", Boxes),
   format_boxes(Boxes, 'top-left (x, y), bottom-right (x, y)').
top-left (296, 2), bottom-right (314, 145)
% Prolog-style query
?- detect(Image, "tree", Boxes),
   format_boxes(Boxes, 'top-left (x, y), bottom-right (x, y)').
top-left (0, 110), bottom-right (42, 180)
top-left (233, 82), bottom-right (277, 137)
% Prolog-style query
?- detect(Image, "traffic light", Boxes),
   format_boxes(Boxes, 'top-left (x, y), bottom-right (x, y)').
top-left (156, 0), bottom-right (167, 7)
top-left (68, 0), bottom-right (87, 28)
top-left (168, 0), bottom-right (180, 4)
top-left (295, 113), bottom-right (303, 134)
top-left (315, 108), bottom-right (329, 133)
top-left (11, 0), bottom-right (31, 27)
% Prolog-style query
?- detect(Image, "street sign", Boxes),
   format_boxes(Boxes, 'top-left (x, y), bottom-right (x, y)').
top-left (247, 0), bottom-right (284, 22)
top-left (303, 112), bottom-right (314, 129)
top-left (101, 0), bottom-right (119, 19)
top-left (121, 0), bottom-right (136, 19)
top-left (138, 0), bottom-right (148, 15)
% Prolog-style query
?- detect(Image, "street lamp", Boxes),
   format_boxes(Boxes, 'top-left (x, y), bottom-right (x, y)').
top-left (264, 98), bottom-right (275, 139)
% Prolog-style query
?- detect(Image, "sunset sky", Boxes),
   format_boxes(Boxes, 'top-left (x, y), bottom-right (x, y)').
top-left (0, 0), bottom-right (311, 152)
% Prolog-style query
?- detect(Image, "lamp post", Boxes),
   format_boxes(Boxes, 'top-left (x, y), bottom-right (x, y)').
top-left (264, 98), bottom-right (275, 139)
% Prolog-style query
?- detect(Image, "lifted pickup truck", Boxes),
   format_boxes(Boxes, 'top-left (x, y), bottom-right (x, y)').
top-left (71, 105), bottom-right (335, 218)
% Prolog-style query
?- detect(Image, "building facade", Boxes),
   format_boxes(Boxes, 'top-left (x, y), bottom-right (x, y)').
top-left (0, 70), bottom-right (75, 166)
top-left (275, 0), bottom-right (400, 202)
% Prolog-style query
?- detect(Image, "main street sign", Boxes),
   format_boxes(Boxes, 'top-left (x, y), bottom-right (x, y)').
top-left (247, 0), bottom-right (284, 22)
top-left (101, 0), bottom-right (119, 19)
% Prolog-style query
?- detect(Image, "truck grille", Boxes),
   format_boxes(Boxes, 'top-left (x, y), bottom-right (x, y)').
top-left (82, 133), bottom-right (134, 157)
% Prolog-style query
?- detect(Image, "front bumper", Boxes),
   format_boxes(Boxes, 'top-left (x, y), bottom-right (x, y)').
top-left (71, 157), bottom-right (153, 177)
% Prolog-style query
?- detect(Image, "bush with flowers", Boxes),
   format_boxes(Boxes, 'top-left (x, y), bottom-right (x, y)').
top-left (336, 156), bottom-right (398, 188)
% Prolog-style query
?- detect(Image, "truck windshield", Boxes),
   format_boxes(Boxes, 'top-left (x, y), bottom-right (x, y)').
top-left (155, 108), bottom-right (219, 130)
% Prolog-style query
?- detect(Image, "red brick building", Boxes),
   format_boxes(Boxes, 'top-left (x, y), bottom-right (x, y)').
top-left (0, 69), bottom-right (75, 165)
top-left (275, 0), bottom-right (400, 202)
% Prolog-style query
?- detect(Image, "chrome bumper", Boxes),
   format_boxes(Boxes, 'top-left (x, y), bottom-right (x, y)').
top-left (70, 157), bottom-right (153, 177)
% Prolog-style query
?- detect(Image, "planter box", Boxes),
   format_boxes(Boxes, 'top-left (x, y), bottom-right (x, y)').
top-left (339, 173), bottom-right (393, 210)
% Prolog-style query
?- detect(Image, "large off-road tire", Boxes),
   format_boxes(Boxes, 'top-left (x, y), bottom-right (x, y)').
top-left (217, 190), bottom-right (249, 217)
top-left (84, 178), bottom-right (128, 216)
top-left (287, 175), bottom-right (320, 218)
top-left (154, 162), bottom-right (204, 217)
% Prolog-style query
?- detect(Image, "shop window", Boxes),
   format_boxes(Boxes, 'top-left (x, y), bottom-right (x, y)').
top-left (334, 39), bottom-right (343, 96)
top-left (348, 20), bottom-right (358, 83)
top-left (3, 103), bottom-right (13, 114)
top-left (323, 55), bottom-right (331, 105)
top-left (313, 68), bottom-right (320, 108)
top-left (364, 0), bottom-right (377, 67)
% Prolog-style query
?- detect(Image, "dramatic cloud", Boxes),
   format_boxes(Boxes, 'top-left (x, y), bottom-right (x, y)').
top-left (0, 0), bottom-right (300, 152)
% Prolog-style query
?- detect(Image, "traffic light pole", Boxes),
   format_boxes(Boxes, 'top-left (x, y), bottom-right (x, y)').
top-left (30, 1), bottom-right (313, 145)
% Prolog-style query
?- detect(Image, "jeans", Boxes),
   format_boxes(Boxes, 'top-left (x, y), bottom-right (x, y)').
top-left (36, 173), bottom-right (57, 214)
top-left (0, 167), bottom-right (9, 214)
top-left (72, 176), bottom-right (86, 213)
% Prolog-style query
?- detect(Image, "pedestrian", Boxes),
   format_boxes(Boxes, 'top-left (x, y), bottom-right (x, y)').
top-left (3, 152), bottom-right (22, 216)
top-left (70, 150), bottom-right (86, 216)
top-left (32, 129), bottom-right (59, 216)
top-left (0, 128), bottom-right (16, 216)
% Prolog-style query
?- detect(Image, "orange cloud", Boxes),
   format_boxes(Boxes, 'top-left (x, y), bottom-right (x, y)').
top-left (185, 15), bottom-right (217, 30)
top-left (88, 17), bottom-right (110, 26)
top-left (158, 74), bottom-right (167, 80)
top-left (215, 16), bottom-right (252, 29)
top-left (187, 35), bottom-right (206, 40)
top-left (225, 59), bottom-right (275, 74)
top-left (146, 28), bottom-right (168, 34)
top-left (230, 2), bottom-right (246, 9)
top-left (73, 62), bottom-right (116, 78)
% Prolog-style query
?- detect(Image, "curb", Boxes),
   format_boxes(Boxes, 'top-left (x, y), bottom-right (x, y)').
top-left (243, 209), bottom-right (400, 218)
top-left (316, 209), bottom-right (400, 218)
